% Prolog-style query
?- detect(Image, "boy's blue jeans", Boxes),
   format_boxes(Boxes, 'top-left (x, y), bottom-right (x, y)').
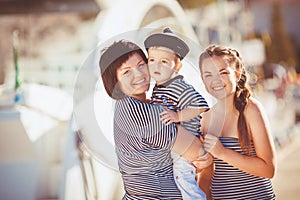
top-left (172, 152), bottom-right (206, 200)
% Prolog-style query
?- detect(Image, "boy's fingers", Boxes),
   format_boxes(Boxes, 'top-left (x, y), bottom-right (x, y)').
top-left (165, 120), bottom-right (172, 125)
top-left (160, 111), bottom-right (167, 116)
top-left (160, 115), bottom-right (169, 122)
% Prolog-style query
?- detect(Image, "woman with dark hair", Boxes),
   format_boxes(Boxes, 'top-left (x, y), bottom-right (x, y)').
top-left (198, 45), bottom-right (276, 199)
top-left (99, 40), bottom-right (210, 199)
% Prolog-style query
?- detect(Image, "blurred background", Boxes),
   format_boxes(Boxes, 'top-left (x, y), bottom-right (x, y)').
top-left (0, 0), bottom-right (299, 199)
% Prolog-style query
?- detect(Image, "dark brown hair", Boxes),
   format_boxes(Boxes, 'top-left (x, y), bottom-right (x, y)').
top-left (99, 40), bottom-right (147, 99)
top-left (199, 45), bottom-right (252, 153)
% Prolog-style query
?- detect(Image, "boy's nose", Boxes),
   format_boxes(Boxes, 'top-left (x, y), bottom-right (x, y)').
top-left (150, 63), bottom-right (160, 68)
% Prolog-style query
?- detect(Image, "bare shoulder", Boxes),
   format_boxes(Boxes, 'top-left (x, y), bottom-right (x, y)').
top-left (202, 106), bottom-right (213, 120)
top-left (201, 107), bottom-right (213, 135)
top-left (245, 97), bottom-right (267, 122)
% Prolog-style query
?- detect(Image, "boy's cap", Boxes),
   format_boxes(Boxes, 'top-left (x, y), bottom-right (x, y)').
top-left (144, 27), bottom-right (190, 60)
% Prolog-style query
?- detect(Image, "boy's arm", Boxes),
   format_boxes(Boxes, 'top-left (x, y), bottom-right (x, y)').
top-left (177, 107), bottom-right (208, 121)
top-left (160, 107), bottom-right (208, 125)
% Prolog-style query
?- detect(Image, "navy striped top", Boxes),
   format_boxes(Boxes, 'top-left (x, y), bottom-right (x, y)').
top-left (151, 75), bottom-right (209, 138)
top-left (114, 96), bottom-right (182, 199)
top-left (211, 137), bottom-right (276, 200)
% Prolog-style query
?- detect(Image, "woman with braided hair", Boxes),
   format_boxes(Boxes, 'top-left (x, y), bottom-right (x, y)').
top-left (197, 45), bottom-right (276, 199)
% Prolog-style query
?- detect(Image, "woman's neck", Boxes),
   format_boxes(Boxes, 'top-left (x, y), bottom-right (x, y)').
top-left (132, 93), bottom-right (147, 102)
top-left (215, 93), bottom-right (235, 114)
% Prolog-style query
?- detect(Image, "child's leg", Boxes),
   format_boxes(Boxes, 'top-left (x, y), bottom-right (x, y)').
top-left (172, 154), bottom-right (206, 200)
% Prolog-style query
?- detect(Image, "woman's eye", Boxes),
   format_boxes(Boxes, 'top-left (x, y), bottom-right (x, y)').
top-left (203, 72), bottom-right (211, 77)
top-left (220, 71), bottom-right (229, 75)
top-left (123, 70), bottom-right (130, 75)
top-left (139, 63), bottom-right (147, 68)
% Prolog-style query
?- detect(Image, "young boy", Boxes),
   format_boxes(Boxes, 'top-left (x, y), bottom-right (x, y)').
top-left (144, 28), bottom-right (209, 199)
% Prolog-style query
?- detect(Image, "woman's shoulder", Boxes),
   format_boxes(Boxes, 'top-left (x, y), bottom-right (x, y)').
top-left (117, 96), bottom-right (162, 114)
top-left (200, 108), bottom-right (212, 129)
top-left (245, 97), bottom-right (265, 119)
top-left (117, 96), bottom-right (146, 108)
top-left (202, 107), bottom-right (212, 118)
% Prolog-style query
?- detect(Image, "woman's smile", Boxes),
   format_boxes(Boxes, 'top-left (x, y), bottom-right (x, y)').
top-left (133, 77), bottom-right (148, 87)
top-left (212, 85), bottom-right (225, 91)
top-left (116, 53), bottom-right (150, 100)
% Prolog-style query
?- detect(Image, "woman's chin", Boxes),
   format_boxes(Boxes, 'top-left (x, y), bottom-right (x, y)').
top-left (138, 84), bottom-right (150, 93)
top-left (211, 91), bottom-right (226, 100)
top-left (127, 85), bottom-right (148, 97)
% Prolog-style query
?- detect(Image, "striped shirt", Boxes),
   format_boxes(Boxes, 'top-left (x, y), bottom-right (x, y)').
top-left (151, 75), bottom-right (209, 138)
top-left (114, 96), bottom-right (182, 199)
top-left (211, 137), bottom-right (276, 200)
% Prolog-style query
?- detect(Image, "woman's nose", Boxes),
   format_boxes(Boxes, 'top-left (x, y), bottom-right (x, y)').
top-left (133, 66), bottom-right (144, 76)
top-left (212, 75), bottom-right (222, 83)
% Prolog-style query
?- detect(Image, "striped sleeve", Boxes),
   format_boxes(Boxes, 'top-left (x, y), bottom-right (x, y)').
top-left (178, 86), bottom-right (209, 110)
top-left (115, 97), bottom-right (177, 149)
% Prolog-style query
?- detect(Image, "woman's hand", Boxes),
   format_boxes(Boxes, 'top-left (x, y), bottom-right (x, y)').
top-left (160, 109), bottom-right (179, 125)
top-left (203, 134), bottom-right (224, 157)
top-left (192, 153), bottom-right (213, 172)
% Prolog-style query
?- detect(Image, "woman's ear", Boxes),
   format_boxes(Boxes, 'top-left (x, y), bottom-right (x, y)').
top-left (235, 70), bottom-right (241, 81)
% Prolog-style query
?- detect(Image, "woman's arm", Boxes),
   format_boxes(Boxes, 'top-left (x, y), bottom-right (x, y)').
top-left (198, 162), bottom-right (213, 200)
top-left (118, 97), bottom-right (211, 165)
top-left (247, 98), bottom-right (276, 177)
top-left (196, 110), bottom-right (213, 199)
top-left (116, 97), bottom-right (177, 150)
top-left (204, 98), bottom-right (276, 178)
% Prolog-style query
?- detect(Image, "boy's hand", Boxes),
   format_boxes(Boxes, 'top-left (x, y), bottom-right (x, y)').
top-left (160, 109), bottom-right (179, 125)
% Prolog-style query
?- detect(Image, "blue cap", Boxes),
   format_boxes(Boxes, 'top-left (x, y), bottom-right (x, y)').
top-left (144, 27), bottom-right (190, 60)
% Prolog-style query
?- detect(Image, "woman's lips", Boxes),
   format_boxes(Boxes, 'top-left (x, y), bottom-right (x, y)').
top-left (212, 85), bottom-right (224, 91)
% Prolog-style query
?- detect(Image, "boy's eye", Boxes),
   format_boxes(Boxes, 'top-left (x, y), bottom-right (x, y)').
top-left (161, 60), bottom-right (168, 64)
top-left (148, 58), bottom-right (155, 62)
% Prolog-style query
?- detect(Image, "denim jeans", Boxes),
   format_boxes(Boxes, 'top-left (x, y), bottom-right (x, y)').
top-left (172, 152), bottom-right (206, 200)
